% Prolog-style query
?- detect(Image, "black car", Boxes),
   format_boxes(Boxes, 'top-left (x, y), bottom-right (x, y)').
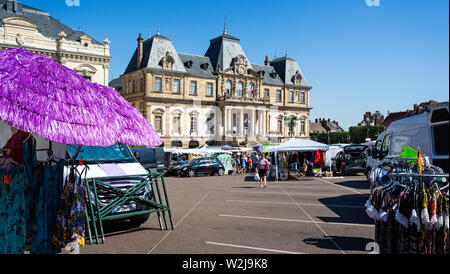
top-left (131, 147), bottom-right (169, 174)
top-left (178, 157), bottom-right (225, 177)
top-left (333, 145), bottom-right (369, 176)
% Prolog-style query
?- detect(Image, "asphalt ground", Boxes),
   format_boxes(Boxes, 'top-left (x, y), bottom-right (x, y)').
top-left (81, 173), bottom-right (375, 254)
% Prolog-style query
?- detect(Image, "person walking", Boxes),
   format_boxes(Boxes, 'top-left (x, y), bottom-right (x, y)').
top-left (256, 153), bottom-right (270, 188)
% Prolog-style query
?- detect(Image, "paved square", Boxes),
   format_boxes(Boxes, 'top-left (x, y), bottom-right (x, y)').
top-left (82, 174), bottom-right (375, 254)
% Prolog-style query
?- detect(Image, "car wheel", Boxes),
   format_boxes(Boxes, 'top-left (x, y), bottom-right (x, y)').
top-left (218, 168), bottom-right (225, 176)
top-left (188, 169), bottom-right (196, 177)
top-left (340, 167), bottom-right (346, 176)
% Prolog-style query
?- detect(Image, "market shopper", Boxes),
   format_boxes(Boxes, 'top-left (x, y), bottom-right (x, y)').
top-left (257, 153), bottom-right (270, 188)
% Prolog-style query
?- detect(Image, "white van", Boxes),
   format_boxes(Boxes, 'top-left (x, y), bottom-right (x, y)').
top-left (66, 143), bottom-right (153, 225)
top-left (368, 102), bottom-right (449, 174)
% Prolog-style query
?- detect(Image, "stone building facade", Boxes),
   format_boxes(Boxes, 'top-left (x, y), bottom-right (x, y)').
top-left (120, 29), bottom-right (312, 148)
top-left (0, 0), bottom-right (111, 85)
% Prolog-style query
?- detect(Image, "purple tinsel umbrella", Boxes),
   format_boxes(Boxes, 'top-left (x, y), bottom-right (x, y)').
top-left (0, 48), bottom-right (162, 147)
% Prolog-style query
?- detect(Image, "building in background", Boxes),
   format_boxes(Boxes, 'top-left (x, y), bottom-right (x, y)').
top-left (358, 111), bottom-right (384, 126)
top-left (0, 0), bottom-right (111, 85)
top-left (383, 100), bottom-right (441, 127)
top-left (119, 29), bottom-right (312, 148)
top-left (310, 118), bottom-right (343, 134)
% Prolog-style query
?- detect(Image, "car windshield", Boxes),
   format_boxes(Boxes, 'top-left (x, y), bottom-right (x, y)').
top-left (189, 159), bottom-right (200, 165)
top-left (67, 143), bottom-right (135, 164)
top-left (344, 145), bottom-right (368, 153)
top-left (344, 152), bottom-right (366, 160)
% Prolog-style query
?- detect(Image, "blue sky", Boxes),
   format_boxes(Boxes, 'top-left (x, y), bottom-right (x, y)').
top-left (20, 0), bottom-right (449, 130)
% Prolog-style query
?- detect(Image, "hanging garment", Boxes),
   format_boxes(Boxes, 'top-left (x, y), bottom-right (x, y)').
top-left (52, 166), bottom-right (87, 248)
top-left (30, 160), bottom-right (65, 254)
top-left (0, 165), bottom-right (28, 254)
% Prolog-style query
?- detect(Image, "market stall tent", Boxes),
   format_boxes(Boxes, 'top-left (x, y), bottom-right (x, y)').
top-left (268, 139), bottom-right (330, 180)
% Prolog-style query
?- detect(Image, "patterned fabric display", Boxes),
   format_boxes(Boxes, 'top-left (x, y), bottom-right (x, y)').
top-left (53, 166), bottom-right (87, 248)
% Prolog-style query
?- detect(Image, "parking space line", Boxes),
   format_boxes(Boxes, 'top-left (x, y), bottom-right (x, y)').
top-left (225, 199), bottom-right (365, 209)
top-left (313, 177), bottom-right (368, 195)
top-left (229, 190), bottom-right (356, 197)
top-left (147, 182), bottom-right (221, 254)
top-left (218, 214), bottom-right (374, 228)
top-left (271, 183), bottom-right (346, 254)
top-left (205, 241), bottom-right (305, 254)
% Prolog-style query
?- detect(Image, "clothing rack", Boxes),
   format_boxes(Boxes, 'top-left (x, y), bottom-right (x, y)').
top-left (387, 173), bottom-right (449, 179)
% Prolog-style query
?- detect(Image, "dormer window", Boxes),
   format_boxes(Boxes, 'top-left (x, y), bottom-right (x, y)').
top-left (270, 72), bottom-right (277, 79)
top-left (160, 52), bottom-right (175, 70)
top-left (184, 60), bottom-right (193, 68)
top-left (200, 63), bottom-right (209, 70)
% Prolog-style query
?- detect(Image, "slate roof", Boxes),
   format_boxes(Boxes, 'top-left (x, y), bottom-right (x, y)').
top-left (124, 34), bottom-right (186, 75)
top-left (108, 78), bottom-right (122, 89)
top-left (204, 33), bottom-right (253, 72)
top-left (178, 53), bottom-right (215, 78)
top-left (0, 0), bottom-right (103, 45)
top-left (123, 31), bottom-right (310, 89)
top-left (270, 56), bottom-right (309, 86)
top-left (251, 63), bottom-right (284, 85)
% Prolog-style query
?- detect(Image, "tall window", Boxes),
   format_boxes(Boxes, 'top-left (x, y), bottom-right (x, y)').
top-left (226, 80), bottom-right (232, 95)
top-left (300, 92), bottom-right (306, 103)
top-left (140, 78), bottom-right (145, 92)
top-left (190, 116), bottom-right (198, 133)
top-left (173, 116), bottom-right (181, 134)
top-left (264, 88), bottom-right (270, 98)
top-left (206, 83), bottom-right (213, 97)
top-left (155, 77), bottom-right (162, 92)
top-left (277, 118), bottom-right (283, 135)
top-left (232, 113), bottom-right (237, 134)
top-left (154, 115), bottom-right (162, 133)
top-left (276, 90), bottom-right (282, 102)
top-left (289, 90), bottom-right (294, 103)
top-left (300, 121), bottom-right (306, 134)
top-left (173, 79), bottom-right (180, 94)
top-left (132, 80), bottom-right (136, 93)
top-left (190, 80), bottom-right (197, 95)
top-left (236, 81), bottom-right (243, 97)
top-left (248, 83), bottom-right (254, 98)
top-left (207, 114), bottom-right (215, 134)
top-left (125, 81), bottom-right (129, 95)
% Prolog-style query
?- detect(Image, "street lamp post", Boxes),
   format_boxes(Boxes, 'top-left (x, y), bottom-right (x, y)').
top-left (284, 116), bottom-right (299, 139)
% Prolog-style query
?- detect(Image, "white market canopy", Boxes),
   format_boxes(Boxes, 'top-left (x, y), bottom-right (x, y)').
top-left (268, 139), bottom-right (329, 152)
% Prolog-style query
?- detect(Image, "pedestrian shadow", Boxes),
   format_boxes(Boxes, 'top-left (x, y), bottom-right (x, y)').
top-left (303, 236), bottom-right (373, 252)
top-left (317, 194), bottom-right (374, 225)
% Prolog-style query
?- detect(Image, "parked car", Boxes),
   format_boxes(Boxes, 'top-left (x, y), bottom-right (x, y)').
top-left (65, 143), bottom-right (152, 226)
top-left (178, 157), bottom-right (225, 177)
top-left (368, 102), bottom-right (449, 173)
top-left (365, 131), bottom-right (387, 177)
top-left (332, 144), bottom-right (369, 176)
top-left (130, 147), bottom-right (168, 174)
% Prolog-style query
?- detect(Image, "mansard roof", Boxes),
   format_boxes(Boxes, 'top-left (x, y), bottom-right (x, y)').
top-left (270, 56), bottom-right (309, 86)
top-left (204, 32), bottom-right (253, 72)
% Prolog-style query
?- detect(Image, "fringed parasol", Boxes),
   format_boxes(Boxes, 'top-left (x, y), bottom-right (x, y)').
top-left (0, 48), bottom-right (162, 147)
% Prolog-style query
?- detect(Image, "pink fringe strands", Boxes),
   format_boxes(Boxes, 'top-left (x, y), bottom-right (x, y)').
top-left (0, 48), bottom-right (162, 147)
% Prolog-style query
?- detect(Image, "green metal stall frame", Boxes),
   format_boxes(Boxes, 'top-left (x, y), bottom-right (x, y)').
top-left (82, 172), bottom-right (174, 245)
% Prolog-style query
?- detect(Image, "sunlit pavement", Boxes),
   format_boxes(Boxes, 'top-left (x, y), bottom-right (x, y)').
top-left (81, 173), bottom-right (374, 254)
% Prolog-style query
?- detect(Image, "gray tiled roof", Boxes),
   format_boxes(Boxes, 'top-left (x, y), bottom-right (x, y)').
top-left (270, 56), bottom-right (309, 86)
top-left (109, 78), bottom-right (122, 88)
top-left (205, 33), bottom-right (253, 72)
top-left (178, 53), bottom-right (215, 78)
top-left (0, 0), bottom-right (103, 45)
top-left (251, 64), bottom-right (284, 85)
top-left (124, 35), bottom-right (186, 75)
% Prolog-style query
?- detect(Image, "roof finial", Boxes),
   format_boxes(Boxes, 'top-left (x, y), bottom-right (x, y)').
top-left (274, 49), bottom-right (277, 58)
top-left (149, 28), bottom-right (151, 39)
top-left (157, 25), bottom-right (160, 35)
top-left (223, 16), bottom-right (227, 35)
top-left (285, 49), bottom-right (288, 57)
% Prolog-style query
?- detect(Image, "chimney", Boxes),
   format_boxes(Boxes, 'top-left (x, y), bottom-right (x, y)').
top-left (264, 55), bottom-right (270, 66)
top-left (315, 119), bottom-right (318, 123)
top-left (137, 33), bottom-right (144, 69)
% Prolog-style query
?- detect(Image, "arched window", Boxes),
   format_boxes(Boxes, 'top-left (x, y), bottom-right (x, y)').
top-left (236, 81), bottom-right (243, 97)
top-left (226, 80), bottom-right (232, 95)
top-left (248, 83), bottom-right (254, 98)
